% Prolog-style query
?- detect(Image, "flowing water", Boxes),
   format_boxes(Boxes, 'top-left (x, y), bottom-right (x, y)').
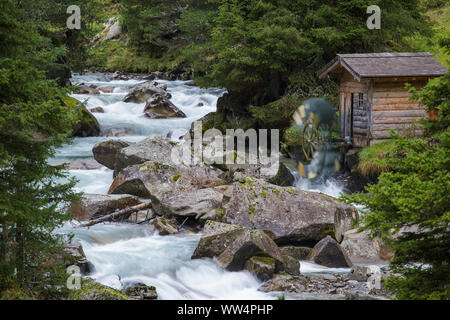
top-left (54, 73), bottom-right (350, 300)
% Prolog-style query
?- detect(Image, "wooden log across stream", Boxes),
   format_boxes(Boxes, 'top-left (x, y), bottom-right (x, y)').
top-left (78, 202), bottom-right (152, 228)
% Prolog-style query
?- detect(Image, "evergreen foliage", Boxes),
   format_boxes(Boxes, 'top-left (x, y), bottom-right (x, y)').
top-left (0, 0), bottom-right (80, 299)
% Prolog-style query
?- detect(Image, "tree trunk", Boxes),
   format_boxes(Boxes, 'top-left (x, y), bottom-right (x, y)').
top-left (15, 222), bottom-right (24, 286)
top-left (78, 202), bottom-right (152, 228)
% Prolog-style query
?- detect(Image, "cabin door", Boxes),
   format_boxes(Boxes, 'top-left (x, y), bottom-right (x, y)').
top-left (342, 93), bottom-right (353, 138)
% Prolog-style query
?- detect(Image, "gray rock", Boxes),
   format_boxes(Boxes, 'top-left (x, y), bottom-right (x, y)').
top-left (93, 140), bottom-right (131, 170)
top-left (245, 256), bottom-right (276, 281)
top-left (335, 207), bottom-right (359, 243)
top-left (268, 161), bottom-right (296, 187)
top-left (75, 84), bottom-right (100, 95)
top-left (72, 106), bottom-right (101, 137)
top-left (124, 81), bottom-right (171, 104)
top-left (113, 136), bottom-right (176, 175)
top-left (70, 194), bottom-right (141, 221)
top-left (221, 174), bottom-right (358, 245)
top-left (144, 96), bottom-right (186, 119)
top-left (152, 217), bottom-right (178, 235)
top-left (63, 242), bottom-right (94, 275)
top-left (347, 265), bottom-right (372, 282)
top-left (124, 285), bottom-right (157, 300)
top-left (109, 158), bottom-right (225, 219)
top-left (191, 221), bottom-right (284, 272)
top-left (258, 274), bottom-right (309, 293)
top-left (90, 107), bottom-right (104, 113)
top-left (309, 236), bottom-right (353, 268)
top-left (341, 229), bottom-right (394, 263)
top-left (280, 246), bottom-right (312, 260)
top-left (276, 255), bottom-right (301, 276)
top-left (98, 86), bottom-right (115, 93)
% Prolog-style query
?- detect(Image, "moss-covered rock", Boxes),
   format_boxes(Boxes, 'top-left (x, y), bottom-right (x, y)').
top-left (244, 256), bottom-right (275, 281)
top-left (93, 140), bottom-right (131, 170)
top-left (63, 97), bottom-right (100, 137)
top-left (70, 278), bottom-right (130, 300)
top-left (152, 217), bottom-right (178, 235)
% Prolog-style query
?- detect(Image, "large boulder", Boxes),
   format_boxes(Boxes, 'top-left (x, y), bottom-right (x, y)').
top-left (63, 97), bottom-right (100, 138)
top-left (220, 173), bottom-right (358, 245)
top-left (144, 96), bottom-right (186, 119)
top-left (75, 84), bottom-right (100, 95)
top-left (113, 136), bottom-right (177, 175)
top-left (124, 82), bottom-right (171, 104)
top-left (279, 255), bottom-right (301, 276)
top-left (341, 229), bottom-right (394, 263)
top-left (72, 107), bottom-right (101, 137)
top-left (192, 221), bottom-right (284, 272)
top-left (267, 160), bottom-right (296, 187)
top-left (308, 236), bottom-right (353, 268)
top-left (109, 161), bottom-right (225, 218)
top-left (70, 194), bottom-right (141, 221)
top-left (92, 140), bottom-right (131, 170)
top-left (244, 256), bottom-right (276, 281)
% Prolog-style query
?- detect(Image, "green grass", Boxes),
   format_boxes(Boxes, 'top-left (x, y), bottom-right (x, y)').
top-left (357, 140), bottom-right (396, 177)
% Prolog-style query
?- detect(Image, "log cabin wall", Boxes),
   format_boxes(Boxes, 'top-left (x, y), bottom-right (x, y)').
top-left (370, 77), bottom-right (429, 140)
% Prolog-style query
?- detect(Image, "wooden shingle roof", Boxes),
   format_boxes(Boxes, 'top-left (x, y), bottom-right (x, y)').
top-left (318, 52), bottom-right (448, 81)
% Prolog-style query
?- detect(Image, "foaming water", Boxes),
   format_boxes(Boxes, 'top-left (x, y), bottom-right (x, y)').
top-left (59, 222), bottom-right (277, 300)
top-left (70, 168), bottom-right (114, 194)
top-left (300, 261), bottom-right (351, 274)
top-left (296, 177), bottom-right (345, 198)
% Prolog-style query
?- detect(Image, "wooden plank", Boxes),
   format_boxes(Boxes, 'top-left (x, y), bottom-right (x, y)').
top-left (354, 121), bottom-right (368, 129)
top-left (353, 127), bottom-right (368, 135)
top-left (373, 117), bottom-right (423, 124)
top-left (373, 110), bottom-right (427, 118)
top-left (373, 98), bottom-right (419, 106)
top-left (373, 104), bottom-right (425, 111)
top-left (373, 91), bottom-right (413, 99)
top-left (353, 109), bottom-right (368, 117)
top-left (373, 123), bottom-right (423, 131)
top-left (353, 115), bottom-right (368, 122)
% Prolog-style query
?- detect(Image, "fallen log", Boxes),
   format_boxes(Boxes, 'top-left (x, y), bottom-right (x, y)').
top-left (78, 202), bottom-right (152, 228)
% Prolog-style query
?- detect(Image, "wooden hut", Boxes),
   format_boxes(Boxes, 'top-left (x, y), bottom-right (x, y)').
top-left (318, 53), bottom-right (448, 147)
